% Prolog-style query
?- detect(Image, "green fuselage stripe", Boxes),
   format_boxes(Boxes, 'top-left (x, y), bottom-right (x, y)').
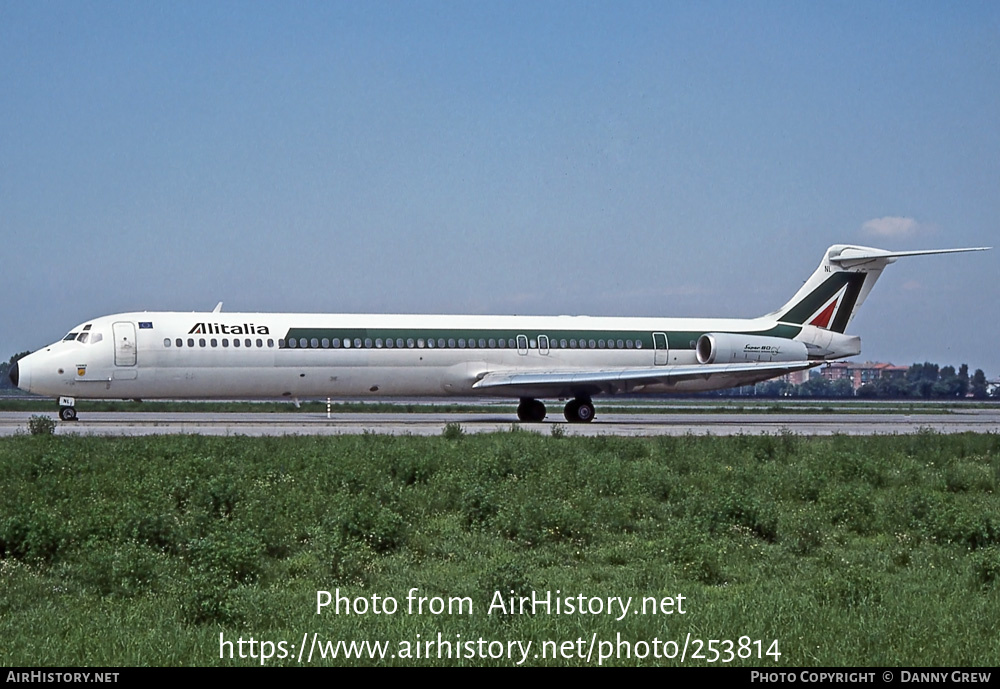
top-left (282, 325), bottom-right (803, 351)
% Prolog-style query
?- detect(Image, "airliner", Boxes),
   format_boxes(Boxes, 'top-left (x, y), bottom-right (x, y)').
top-left (8, 244), bottom-right (988, 423)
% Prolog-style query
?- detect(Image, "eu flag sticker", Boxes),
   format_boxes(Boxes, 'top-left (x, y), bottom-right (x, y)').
top-left (139, 322), bottom-right (153, 329)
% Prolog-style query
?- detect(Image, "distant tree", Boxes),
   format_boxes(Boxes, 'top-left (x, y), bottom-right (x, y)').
top-left (856, 382), bottom-right (876, 398)
top-left (856, 374), bottom-right (914, 399)
top-left (971, 369), bottom-right (989, 400)
top-left (829, 378), bottom-right (855, 397)
top-left (958, 364), bottom-right (970, 397)
top-left (934, 366), bottom-right (964, 398)
top-left (907, 362), bottom-right (940, 398)
top-left (797, 375), bottom-right (833, 398)
top-left (755, 379), bottom-right (793, 397)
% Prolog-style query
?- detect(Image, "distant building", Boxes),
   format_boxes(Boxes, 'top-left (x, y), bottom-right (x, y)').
top-left (778, 369), bottom-right (811, 385)
top-left (820, 361), bottom-right (907, 391)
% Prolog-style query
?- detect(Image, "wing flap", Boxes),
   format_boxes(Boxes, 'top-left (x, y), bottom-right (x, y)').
top-left (473, 360), bottom-right (816, 395)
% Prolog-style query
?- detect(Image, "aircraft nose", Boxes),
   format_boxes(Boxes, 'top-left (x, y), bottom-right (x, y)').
top-left (7, 360), bottom-right (17, 388)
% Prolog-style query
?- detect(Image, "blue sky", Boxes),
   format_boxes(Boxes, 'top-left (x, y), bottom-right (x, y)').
top-left (2, 1), bottom-right (998, 375)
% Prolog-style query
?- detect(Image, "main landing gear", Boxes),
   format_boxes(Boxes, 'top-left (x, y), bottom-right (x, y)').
top-left (563, 397), bottom-right (595, 424)
top-left (517, 398), bottom-right (547, 423)
top-left (516, 397), bottom-right (596, 424)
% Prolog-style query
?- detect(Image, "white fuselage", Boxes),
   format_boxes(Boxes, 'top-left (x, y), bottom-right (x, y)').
top-left (15, 310), bottom-right (809, 401)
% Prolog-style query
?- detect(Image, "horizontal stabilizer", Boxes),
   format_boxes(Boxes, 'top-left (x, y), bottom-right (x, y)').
top-left (830, 246), bottom-right (990, 267)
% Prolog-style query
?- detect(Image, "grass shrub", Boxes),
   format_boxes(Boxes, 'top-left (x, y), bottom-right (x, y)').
top-left (27, 414), bottom-right (56, 436)
top-left (1, 431), bottom-right (999, 665)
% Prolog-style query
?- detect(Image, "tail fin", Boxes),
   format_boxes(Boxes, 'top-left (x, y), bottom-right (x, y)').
top-left (769, 245), bottom-right (989, 333)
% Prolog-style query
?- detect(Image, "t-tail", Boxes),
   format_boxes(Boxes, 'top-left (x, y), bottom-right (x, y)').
top-left (772, 245), bottom-right (990, 333)
top-left (767, 244), bottom-right (989, 361)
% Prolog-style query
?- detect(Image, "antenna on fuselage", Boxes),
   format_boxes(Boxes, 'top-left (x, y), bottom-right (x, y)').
top-left (213, 302), bottom-right (223, 313)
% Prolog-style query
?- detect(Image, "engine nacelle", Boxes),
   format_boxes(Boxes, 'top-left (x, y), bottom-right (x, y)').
top-left (696, 333), bottom-right (809, 365)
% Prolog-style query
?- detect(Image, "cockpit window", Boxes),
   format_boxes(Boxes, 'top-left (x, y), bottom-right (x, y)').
top-left (63, 332), bottom-right (79, 341)
top-left (90, 333), bottom-right (103, 344)
top-left (77, 333), bottom-right (90, 343)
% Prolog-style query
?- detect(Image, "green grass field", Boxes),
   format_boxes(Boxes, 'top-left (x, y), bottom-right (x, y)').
top-left (2, 430), bottom-right (998, 666)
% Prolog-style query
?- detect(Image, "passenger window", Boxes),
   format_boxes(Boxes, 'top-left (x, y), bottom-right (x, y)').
top-left (311, 338), bottom-right (319, 348)
top-left (234, 339), bottom-right (241, 348)
top-left (211, 339), bottom-right (218, 347)
top-left (385, 338), bottom-right (394, 348)
top-left (175, 338), bottom-right (183, 347)
top-left (199, 338), bottom-right (206, 347)
top-left (267, 339), bottom-right (274, 348)
top-left (187, 338), bottom-right (195, 347)
top-left (321, 338), bottom-right (329, 348)
top-left (256, 338), bottom-right (263, 348)
top-left (365, 338), bottom-right (373, 348)
top-left (164, 338), bottom-right (171, 347)
top-left (355, 338), bottom-right (363, 348)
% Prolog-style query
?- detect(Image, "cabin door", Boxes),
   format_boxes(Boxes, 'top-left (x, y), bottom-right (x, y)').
top-left (113, 322), bottom-right (137, 366)
top-left (653, 332), bottom-right (668, 365)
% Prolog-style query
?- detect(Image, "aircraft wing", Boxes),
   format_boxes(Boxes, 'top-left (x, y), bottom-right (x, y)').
top-left (472, 360), bottom-right (818, 397)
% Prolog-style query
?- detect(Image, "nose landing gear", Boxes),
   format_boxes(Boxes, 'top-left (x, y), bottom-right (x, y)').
top-left (58, 396), bottom-right (78, 422)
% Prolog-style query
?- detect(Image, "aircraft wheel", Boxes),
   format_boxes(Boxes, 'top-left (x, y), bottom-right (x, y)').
top-left (517, 399), bottom-right (546, 422)
top-left (564, 399), bottom-right (580, 422)
top-left (565, 398), bottom-right (595, 423)
top-left (59, 406), bottom-right (78, 422)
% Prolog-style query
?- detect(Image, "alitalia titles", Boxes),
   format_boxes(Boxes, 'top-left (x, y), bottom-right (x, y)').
top-left (189, 323), bottom-right (270, 335)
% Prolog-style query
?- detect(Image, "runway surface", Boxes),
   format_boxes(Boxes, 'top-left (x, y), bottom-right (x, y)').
top-left (2, 408), bottom-right (999, 437)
